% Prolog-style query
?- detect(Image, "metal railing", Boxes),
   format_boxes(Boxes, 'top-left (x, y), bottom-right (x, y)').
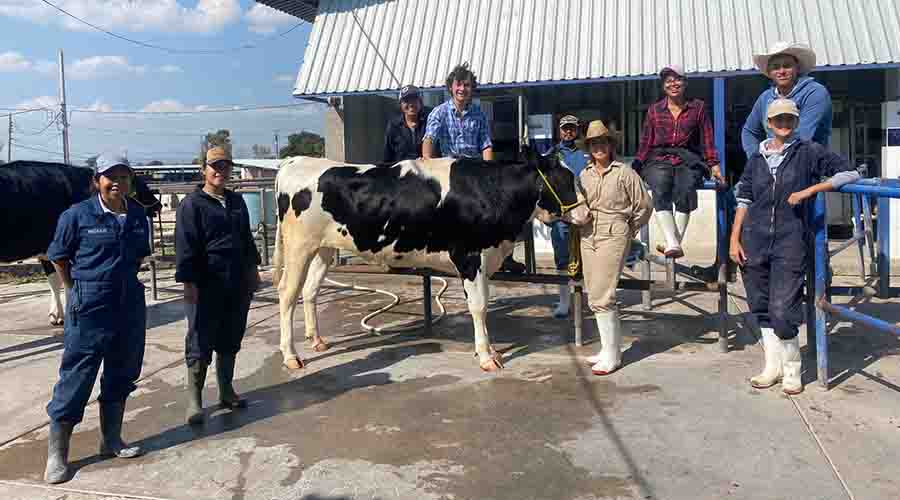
top-left (809, 178), bottom-right (900, 390)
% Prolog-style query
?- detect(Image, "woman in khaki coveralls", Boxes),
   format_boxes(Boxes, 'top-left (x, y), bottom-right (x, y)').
top-left (577, 120), bottom-right (653, 375)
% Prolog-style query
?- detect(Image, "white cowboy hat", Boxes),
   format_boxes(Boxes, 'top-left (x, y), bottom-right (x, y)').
top-left (753, 42), bottom-right (817, 75)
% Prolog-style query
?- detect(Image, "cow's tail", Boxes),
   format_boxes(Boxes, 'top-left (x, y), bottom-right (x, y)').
top-left (272, 216), bottom-right (284, 287)
top-left (272, 175), bottom-right (284, 287)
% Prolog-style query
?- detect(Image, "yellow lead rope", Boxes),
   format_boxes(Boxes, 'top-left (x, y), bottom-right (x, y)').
top-left (535, 166), bottom-right (584, 215)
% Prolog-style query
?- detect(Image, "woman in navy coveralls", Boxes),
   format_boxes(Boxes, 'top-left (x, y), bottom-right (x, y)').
top-left (730, 99), bottom-right (858, 395)
top-left (44, 152), bottom-right (150, 483)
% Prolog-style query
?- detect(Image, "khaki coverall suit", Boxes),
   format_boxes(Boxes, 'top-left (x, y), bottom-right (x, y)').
top-left (578, 161), bottom-right (653, 312)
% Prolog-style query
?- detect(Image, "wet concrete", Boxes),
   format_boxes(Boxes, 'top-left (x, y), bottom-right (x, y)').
top-left (0, 266), bottom-right (897, 499)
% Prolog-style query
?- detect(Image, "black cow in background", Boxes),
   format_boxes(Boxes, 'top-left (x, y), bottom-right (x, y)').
top-left (0, 161), bottom-right (161, 325)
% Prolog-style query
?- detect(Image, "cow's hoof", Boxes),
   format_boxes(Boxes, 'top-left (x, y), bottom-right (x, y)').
top-left (310, 339), bottom-right (330, 352)
top-left (48, 315), bottom-right (64, 326)
top-left (479, 352), bottom-right (504, 372)
top-left (282, 357), bottom-right (305, 370)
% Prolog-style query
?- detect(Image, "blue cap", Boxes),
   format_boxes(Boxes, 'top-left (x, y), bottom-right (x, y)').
top-left (95, 151), bottom-right (131, 175)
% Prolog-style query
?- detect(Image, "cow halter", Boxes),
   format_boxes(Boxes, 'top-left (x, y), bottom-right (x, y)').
top-left (535, 166), bottom-right (584, 215)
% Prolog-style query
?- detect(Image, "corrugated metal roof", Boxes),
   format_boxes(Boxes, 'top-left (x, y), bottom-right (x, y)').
top-left (289, 0), bottom-right (900, 97)
top-left (255, 0), bottom-right (319, 23)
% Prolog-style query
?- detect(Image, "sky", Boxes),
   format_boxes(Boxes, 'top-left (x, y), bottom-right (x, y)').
top-left (0, 0), bottom-right (325, 164)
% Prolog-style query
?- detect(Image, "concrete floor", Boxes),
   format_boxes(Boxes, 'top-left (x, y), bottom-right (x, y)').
top-left (0, 259), bottom-right (898, 500)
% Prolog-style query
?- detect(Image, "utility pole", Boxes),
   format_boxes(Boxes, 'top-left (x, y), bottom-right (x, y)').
top-left (58, 49), bottom-right (70, 165)
top-left (7, 114), bottom-right (11, 163)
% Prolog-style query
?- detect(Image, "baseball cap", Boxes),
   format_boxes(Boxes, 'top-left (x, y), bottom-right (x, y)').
top-left (206, 146), bottom-right (233, 165)
top-left (559, 115), bottom-right (580, 127)
top-left (95, 151), bottom-right (131, 175)
top-left (399, 84), bottom-right (420, 101)
top-left (767, 98), bottom-right (800, 118)
top-left (659, 65), bottom-right (686, 79)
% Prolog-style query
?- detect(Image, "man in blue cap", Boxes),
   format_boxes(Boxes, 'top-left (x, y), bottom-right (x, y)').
top-left (383, 84), bottom-right (432, 163)
top-left (44, 150), bottom-right (150, 483)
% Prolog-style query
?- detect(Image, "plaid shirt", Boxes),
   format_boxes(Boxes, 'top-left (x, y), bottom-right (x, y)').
top-left (635, 98), bottom-right (719, 167)
top-left (424, 100), bottom-right (492, 158)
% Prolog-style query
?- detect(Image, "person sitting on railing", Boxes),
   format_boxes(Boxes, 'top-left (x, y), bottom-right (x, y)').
top-left (729, 99), bottom-right (858, 395)
top-left (632, 65), bottom-right (725, 260)
top-left (575, 120), bottom-right (653, 376)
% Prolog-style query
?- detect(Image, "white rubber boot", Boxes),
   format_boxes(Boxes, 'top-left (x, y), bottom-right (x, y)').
top-left (552, 283), bottom-right (570, 319)
top-left (749, 328), bottom-right (783, 389)
top-left (655, 210), bottom-right (683, 258)
top-left (675, 211), bottom-right (691, 244)
top-left (782, 337), bottom-right (803, 395)
top-left (589, 311), bottom-right (623, 375)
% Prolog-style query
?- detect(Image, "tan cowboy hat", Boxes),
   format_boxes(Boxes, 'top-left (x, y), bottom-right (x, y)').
top-left (753, 41), bottom-right (816, 75)
top-left (582, 120), bottom-right (617, 148)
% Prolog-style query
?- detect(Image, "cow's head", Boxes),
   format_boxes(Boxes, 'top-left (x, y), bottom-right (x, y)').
top-left (524, 146), bottom-right (586, 225)
top-left (129, 176), bottom-right (162, 217)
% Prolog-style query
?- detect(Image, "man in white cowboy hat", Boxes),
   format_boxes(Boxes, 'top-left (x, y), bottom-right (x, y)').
top-left (741, 41), bottom-right (832, 158)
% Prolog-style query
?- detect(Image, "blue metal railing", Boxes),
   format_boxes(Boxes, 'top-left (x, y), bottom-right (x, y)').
top-left (810, 178), bottom-right (900, 389)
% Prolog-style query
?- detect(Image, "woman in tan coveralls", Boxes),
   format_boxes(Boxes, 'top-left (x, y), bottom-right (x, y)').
top-left (577, 120), bottom-right (653, 375)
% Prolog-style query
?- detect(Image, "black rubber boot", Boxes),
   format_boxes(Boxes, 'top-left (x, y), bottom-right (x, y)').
top-left (186, 361), bottom-right (208, 425)
top-left (99, 401), bottom-right (142, 458)
top-left (44, 420), bottom-right (74, 484)
top-left (216, 354), bottom-right (247, 409)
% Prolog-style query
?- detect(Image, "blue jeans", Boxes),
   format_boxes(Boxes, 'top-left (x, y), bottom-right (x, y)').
top-left (550, 221), bottom-right (570, 271)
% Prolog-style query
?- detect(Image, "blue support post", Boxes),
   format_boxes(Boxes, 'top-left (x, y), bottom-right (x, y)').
top-left (878, 194), bottom-right (891, 298)
top-left (813, 193), bottom-right (829, 389)
top-left (713, 77), bottom-right (728, 353)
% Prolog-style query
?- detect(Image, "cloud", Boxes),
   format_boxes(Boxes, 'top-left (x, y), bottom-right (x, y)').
top-left (0, 0), bottom-right (241, 34)
top-left (275, 73), bottom-right (295, 83)
top-left (17, 96), bottom-right (59, 109)
top-left (141, 99), bottom-right (190, 112)
top-left (68, 56), bottom-right (147, 80)
top-left (0, 51), bottom-right (32, 72)
top-left (80, 99), bottom-right (113, 112)
top-left (245, 4), bottom-right (296, 34)
top-left (159, 64), bottom-right (183, 73)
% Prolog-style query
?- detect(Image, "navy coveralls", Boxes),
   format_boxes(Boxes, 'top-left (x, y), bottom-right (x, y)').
top-left (737, 140), bottom-right (852, 340)
top-left (175, 188), bottom-right (260, 367)
top-left (46, 196), bottom-right (150, 424)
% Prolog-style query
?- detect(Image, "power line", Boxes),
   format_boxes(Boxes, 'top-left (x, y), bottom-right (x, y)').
top-left (39, 0), bottom-right (307, 55)
top-left (11, 141), bottom-right (93, 160)
top-left (70, 102), bottom-right (317, 115)
top-left (14, 114), bottom-right (61, 136)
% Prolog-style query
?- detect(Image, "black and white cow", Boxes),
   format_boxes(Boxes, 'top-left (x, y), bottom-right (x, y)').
top-left (272, 154), bottom-right (585, 372)
top-left (0, 161), bottom-right (161, 324)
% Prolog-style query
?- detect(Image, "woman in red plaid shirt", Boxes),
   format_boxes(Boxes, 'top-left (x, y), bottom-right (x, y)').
top-left (634, 66), bottom-right (724, 258)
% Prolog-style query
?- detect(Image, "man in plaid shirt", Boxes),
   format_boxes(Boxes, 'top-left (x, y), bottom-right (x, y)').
top-left (634, 65), bottom-right (724, 259)
top-left (423, 62), bottom-right (493, 161)
top-left (423, 63), bottom-right (526, 273)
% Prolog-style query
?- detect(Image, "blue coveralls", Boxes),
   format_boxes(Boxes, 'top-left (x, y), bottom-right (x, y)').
top-left (46, 195), bottom-right (150, 424)
top-left (737, 140), bottom-right (852, 340)
top-left (548, 142), bottom-right (589, 270)
top-left (175, 188), bottom-right (260, 367)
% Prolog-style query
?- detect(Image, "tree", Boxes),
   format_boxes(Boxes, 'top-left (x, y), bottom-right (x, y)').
top-left (251, 144), bottom-right (272, 159)
top-left (85, 155), bottom-right (99, 169)
top-left (205, 129), bottom-right (232, 153)
top-left (147, 160), bottom-right (164, 166)
top-left (279, 131), bottom-right (325, 158)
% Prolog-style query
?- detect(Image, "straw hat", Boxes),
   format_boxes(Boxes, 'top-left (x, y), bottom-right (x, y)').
top-left (753, 41), bottom-right (816, 75)
top-left (583, 120), bottom-right (617, 147)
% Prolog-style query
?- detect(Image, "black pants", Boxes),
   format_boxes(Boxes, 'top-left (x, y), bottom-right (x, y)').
top-left (185, 284), bottom-right (253, 366)
top-left (642, 162), bottom-right (705, 212)
top-left (742, 248), bottom-right (806, 340)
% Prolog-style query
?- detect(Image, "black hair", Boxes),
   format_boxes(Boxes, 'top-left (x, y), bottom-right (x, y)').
top-left (445, 62), bottom-right (477, 91)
